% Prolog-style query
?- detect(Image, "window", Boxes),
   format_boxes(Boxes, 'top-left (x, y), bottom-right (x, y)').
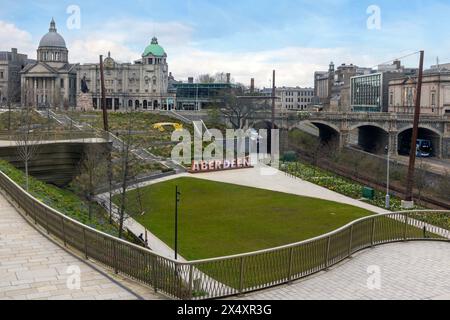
top-left (60, 79), bottom-right (64, 88)
top-left (431, 92), bottom-right (436, 107)
top-left (0, 71), bottom-right (3, 79)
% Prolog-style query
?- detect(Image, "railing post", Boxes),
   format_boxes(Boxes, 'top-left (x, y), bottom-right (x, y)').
top-left (403, 213), bottom-right (409, 241)
top-left (83, 228), bottom-right (88, 259)
top-left (371, 218), bottom-right (376, 247)
top-left (152, 256), bottom-right (158, 293)
top-left (33, 199), bottom-right (37, 225)
top-left (287, 246), bottom-right (294, 283)
top-left (113, 240), bottom-right (118, 274)
top-left (325, 236), bottom-right (331, 269)
top-left (61, 216), bottom-right (66, 247)
top-left (188, 264), bottom-right (194, 300)
top-left (348, 225), bottom-right (354, 257)
top-left (239, 256), bottom-right (245, 295)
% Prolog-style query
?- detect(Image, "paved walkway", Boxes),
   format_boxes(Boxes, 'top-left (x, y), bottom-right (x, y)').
top-left (0, 194), bottom-right (164, 300)
top-left (237, 241), bottom-right (450, 300)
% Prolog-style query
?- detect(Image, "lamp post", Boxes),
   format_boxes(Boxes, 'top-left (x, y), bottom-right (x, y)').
top-left (174, 186), bottom-right (181, 260)
top-left (385, 144), bottom-right (391, 209)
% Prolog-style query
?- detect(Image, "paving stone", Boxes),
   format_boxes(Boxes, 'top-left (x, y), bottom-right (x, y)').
top-left (234, 242), bottom-right (450, 300)
top-left (0, 192), bottom-right (164, 300)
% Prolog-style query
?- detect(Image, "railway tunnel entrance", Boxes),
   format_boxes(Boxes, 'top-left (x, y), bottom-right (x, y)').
top-left (398, 127), bottom-right (442, 158)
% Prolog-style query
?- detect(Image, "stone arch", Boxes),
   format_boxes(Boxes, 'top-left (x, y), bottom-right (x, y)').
top-left (397, 126), bottom-right (442, 157)
top-left (252, 121), bottom-right (278, 154)
top-left (349, 124), bottom-right (389, 154)
top-left (307, 121), bottom-right (340, 145)
top-left (349, 122), bottom-right (388, 133)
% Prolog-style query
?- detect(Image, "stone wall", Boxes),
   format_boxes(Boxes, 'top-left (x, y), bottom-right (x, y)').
top-left (0, 141), bottom-right (111, 187)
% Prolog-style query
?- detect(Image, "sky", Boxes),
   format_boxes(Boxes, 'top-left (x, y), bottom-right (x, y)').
top-left (1, 0), bottom-right (450, 87)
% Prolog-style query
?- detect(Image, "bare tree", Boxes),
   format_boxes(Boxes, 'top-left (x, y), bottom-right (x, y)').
top-left (15, 106), bottom-right (42, 191)
top-left (113, 109), bottom-right (147, 238)
top-left (196, 74), bottom-right (216, 84)
top-left (73, 144), bottom-right (108, 220)
top-left (219, 89), bottom-right (266, 129)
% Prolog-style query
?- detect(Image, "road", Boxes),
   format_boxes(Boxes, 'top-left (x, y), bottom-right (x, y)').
top-left (393, 155), bottom-right (450, 175)
top-left (347, 146), bottom-right (450, 176)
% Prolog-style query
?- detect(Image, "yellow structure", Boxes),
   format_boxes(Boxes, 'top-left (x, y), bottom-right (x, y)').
top-left (153, 122), bottom-right (184, 132)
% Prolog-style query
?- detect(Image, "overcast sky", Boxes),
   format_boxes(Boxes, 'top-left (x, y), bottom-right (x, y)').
top-left (1, 0), bottom-right (449, 87)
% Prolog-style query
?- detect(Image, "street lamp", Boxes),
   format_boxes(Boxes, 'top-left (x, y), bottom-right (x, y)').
top-left (385, 143), bottom-right (391, 209)
top-left (174, 186), bottom-right (181, 260)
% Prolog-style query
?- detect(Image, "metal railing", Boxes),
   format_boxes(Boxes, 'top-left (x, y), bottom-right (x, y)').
top-left (0, 168), bottom-right (448, 299)
top-left (0, 130), bottom-right (110, 146)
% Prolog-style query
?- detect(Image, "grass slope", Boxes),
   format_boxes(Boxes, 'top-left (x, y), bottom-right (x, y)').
top-left (115, 177), bottom-right (373, 260)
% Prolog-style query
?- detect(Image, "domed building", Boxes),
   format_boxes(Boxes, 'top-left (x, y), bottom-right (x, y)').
top-left (76, 37), bottom-right (172, 111)
top-left (21, 19), bottom-right (77, 109)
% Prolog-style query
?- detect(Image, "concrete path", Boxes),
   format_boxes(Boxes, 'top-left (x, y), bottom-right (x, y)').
top-left (236, 241), bottom-right (450, 300)
top-left (0, 193), bottom-right (164, 300)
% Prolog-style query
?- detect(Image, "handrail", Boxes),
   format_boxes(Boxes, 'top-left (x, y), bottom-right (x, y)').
top-left (0, 166), bottom-right (448, 300)
top-left (186, 209), bottom-right (450, 264)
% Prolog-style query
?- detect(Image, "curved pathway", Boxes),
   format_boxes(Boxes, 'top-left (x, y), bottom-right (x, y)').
top-left (237, 242), bottom-right (450, 300)
top-left (0, 193), bottom-right (164, 300)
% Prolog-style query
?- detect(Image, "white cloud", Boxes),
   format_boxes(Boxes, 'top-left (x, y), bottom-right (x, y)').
top-left (169, 47), bottom-right (379, 88)
top-left (0, 20), bottom-right (34, 56)
top-left (0, 19), bottom-right (383, 88)
top-left (69, 39), bottom-right (139, 64)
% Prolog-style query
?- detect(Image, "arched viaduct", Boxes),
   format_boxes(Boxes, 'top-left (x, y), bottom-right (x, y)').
top-left (250, 112), bottom-right (450, 159)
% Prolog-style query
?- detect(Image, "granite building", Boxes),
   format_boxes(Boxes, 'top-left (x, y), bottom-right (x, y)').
top-left (0, 48), bottom-right (32, 107)
top-left (20, 19), bottom-right (77, 109)
top-left (76, 37), bottom-right (172, 111)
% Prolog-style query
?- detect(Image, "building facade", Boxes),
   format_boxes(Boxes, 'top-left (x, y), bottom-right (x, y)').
top-left (0, 48), bottom-right (31, 107)
top-left (350, 61), bottom-right (417, 112)
top-left (388, 70), bottom-right (450, 116)
top-left (174, 81), bottom-right (238, 111)
top-left (20, 19), bottom-right (77, 109)
top-left (314, 62), bottom-right (372, 112)
top-left (76, 37), bottom-right (171, 111)
top-left (274, 87), bottom-right (314, 110)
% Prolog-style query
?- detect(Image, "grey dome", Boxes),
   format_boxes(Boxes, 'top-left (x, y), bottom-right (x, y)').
top-left (39, 19), bottom-right (67, 48)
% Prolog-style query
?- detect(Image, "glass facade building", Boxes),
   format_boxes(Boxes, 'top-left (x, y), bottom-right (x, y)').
top-left (173, 82), bottom-right (238, 110)
top-left (350, 73), bottom-right (383, 112)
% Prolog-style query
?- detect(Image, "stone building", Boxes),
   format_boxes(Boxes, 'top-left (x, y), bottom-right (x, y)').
top-left (314, 62), bottom-right (372, 111)
top-left (388, 68), bottom-right (450, 116)
top-left (20, 19), bottom-right (77, 109)
top-left (76, 37), bottom-right (172, 111)
top-left (275, 87), bottom-right (314, 110)
top-left (0, 48), bottom-right (31, 107)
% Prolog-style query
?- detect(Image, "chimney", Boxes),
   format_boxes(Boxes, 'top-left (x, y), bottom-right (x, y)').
top-left (226, 73), bottom-right (231, 84)
top-left (188, 77), bottom-right (194, 84)
top-left (250, 78), bottom-right (255, 93)
top-left (11, 48), bottom-right (17, 61)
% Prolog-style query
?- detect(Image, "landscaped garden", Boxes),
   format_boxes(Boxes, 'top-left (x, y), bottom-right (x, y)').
top-left (113, 177), bottom-right (374, 260)
top-left (0, 160), bottom-right (122, 237)
top-left (281, 161), bottom-right (422, 212)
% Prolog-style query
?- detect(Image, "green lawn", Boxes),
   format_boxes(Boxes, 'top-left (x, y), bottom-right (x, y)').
top-left (114, 177), bottom-right (375, 260)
